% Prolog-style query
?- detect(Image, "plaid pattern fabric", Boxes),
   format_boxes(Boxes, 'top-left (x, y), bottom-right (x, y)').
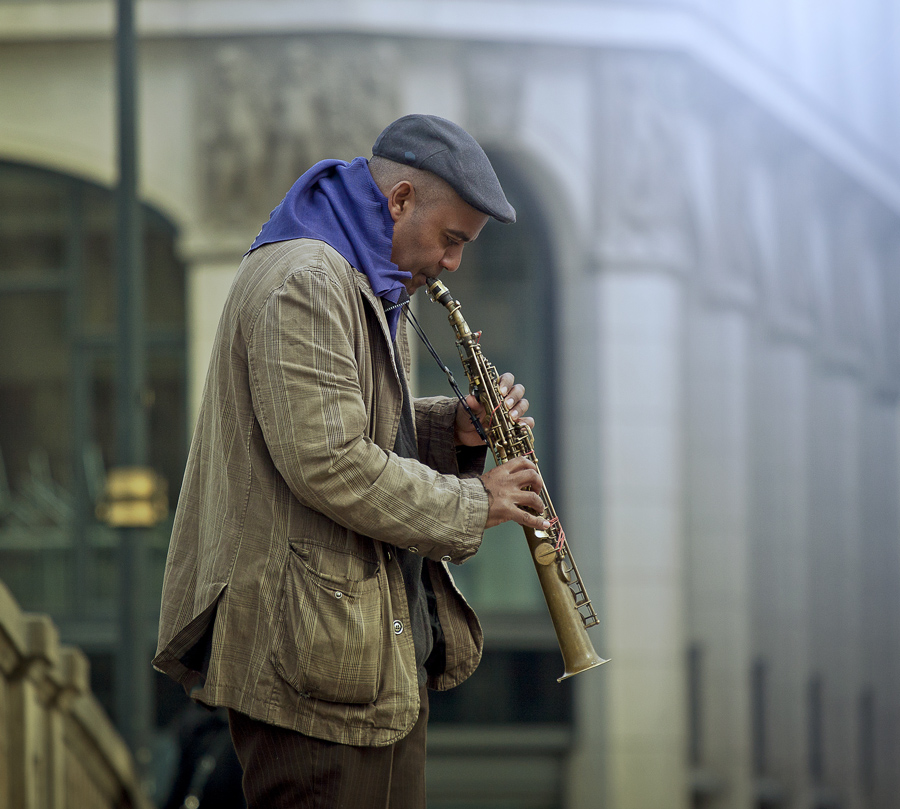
top-left (153, 240), bottom-right (487, 746)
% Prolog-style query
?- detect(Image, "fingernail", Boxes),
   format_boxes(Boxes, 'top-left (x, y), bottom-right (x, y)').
top-left (500, 386), bottom-right (509, 395)
top-left (510, 409), bottom-right (518, 419)
top-left (542, 520), bottom-right (551, 529)
top-left (505, 398), bottom-right (514, 408)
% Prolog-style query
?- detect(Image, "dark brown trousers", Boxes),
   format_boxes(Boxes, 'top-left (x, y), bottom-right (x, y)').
top-left (227, 688), bottom-right (429, 809)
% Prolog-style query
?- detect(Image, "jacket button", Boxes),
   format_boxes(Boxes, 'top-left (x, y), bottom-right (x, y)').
top-left (393, 620), bottom-right (404, 635)
top-left (334, 591), bottom-right (343, 599)
top-left (409, 546), bottom-right (418, 554)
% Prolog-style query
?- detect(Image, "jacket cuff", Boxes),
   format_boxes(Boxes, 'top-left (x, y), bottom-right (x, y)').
top-left (413, 395), bottom-right (462, 474)
top-left (440, 476), bottom-right (490, 563)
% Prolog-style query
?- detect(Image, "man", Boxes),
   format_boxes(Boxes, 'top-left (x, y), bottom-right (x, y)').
top-left (153, 114), bottom-right (550, 808)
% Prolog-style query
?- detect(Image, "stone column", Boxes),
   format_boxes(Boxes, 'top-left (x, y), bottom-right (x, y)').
top-left (859, 397), bottom-right (900, 809)
top-left (749, 337), bottom-right (812, 803)
top-left (684, 298), bottom-right (753, 807)
top-left (804, 370), bottom-right (864, 809)
top-left (561, 266), bottom-right (610, 809)
top-left (596, 269), bottom-right (688, 809)
top-left (585, 51), bottom-right (693, 809)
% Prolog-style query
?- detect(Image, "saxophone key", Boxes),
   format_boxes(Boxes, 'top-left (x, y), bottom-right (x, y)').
top-left (534, 542), bottom-right (557, 566)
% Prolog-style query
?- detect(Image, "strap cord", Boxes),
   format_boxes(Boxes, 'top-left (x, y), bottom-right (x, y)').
top-left (397, 302), bottom-right (490, 445)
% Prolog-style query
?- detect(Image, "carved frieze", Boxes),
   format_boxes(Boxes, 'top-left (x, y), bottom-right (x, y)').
top-left (710, 99), bottom-right (768, 308)
top-left (198, 44), bottom-right (271, 227)
top-left (198, 38), bottom-right (400, 230)
top-left (789, 170), bottom-right (900, 389)
top-left (740, 135), bottom-right (824, 343)
top-left (680, 61), bottom-right (900, 389)
top-left (268, 41), bottom-right (324, 194)
top-left (591, 53), bottom-right (694, 273)
top-left (826, 190), bottom-right (883, 371)
top-left (824, 184), bottom-right (866, 368)
top-left (463, 45), bottom-right (525, 142)
top-left (689, 80), bottom-right (818, 338)
top-left (769, 146), bottom-right (818, 336)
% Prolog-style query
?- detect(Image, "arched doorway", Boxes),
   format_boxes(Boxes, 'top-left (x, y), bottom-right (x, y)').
top-left (0, 161), bottom-right (187, 723)
top-left (412, 152), bottom-right (572, 808)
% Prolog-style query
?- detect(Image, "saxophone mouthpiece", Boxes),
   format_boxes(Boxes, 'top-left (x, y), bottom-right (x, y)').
top-left (426, 277), bottom-right (454, 307)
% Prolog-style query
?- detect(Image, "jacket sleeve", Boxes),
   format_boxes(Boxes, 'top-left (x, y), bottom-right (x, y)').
top-left (413, 395), bottom-right (488, 478)
top-left (246, 263), bottom-right (488, 561)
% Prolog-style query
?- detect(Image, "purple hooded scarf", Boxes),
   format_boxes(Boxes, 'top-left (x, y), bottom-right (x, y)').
top-left (248, 157), bottom-right (410, 339)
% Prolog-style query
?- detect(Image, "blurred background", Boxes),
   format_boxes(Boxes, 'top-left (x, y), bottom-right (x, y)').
top-left (1, 1), bottom-right (899, 808)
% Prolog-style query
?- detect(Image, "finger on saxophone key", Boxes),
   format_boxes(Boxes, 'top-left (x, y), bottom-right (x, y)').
top-left (480, 458), bottom-right (550, 529)
top-left (497, 372), bottom-right (533, 425)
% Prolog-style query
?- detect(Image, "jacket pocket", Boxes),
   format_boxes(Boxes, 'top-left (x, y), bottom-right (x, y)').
top-left (273, 540), bottom-right (384, 704)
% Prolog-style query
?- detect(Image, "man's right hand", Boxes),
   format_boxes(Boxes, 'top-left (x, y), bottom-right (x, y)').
top-left (480, 457), bottom-right (550, 530)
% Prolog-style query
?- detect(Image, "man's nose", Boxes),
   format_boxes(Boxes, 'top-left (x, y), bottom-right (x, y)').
top-left (440, 246), bottom-right (463, 272)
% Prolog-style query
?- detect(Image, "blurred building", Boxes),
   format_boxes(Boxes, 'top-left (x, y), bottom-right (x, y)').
top-left (1, 1), bottom-right (899, 808)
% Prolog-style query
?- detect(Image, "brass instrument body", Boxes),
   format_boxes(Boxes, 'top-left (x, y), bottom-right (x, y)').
top-left (426, 278), bottom-right (608, 681)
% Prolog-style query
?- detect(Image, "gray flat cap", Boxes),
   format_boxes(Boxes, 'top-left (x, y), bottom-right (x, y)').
top-left (372, 114), bottom-right (516, 224)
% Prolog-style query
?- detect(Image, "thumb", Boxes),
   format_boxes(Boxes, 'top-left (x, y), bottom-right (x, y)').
top-left (464, 393), bottom-right (484, 415)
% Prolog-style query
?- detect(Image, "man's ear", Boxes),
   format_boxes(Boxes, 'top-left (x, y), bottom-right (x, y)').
top-left (387, 181), bottom-right (415, 223)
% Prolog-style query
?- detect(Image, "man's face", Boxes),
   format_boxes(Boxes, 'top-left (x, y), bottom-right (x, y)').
top-left (389, 187), bottom-right (489, 295)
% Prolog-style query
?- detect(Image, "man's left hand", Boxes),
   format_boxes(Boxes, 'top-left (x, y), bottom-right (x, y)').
top-left (454, 372), bottom-right (533, 447)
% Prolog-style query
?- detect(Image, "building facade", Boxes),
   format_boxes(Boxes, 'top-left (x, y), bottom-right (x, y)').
top-left (1, 2), bottom-right (899, 807)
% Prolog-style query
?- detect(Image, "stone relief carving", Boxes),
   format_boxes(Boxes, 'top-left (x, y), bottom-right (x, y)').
top-left (316, 42), bottom-right (400, 162)
top-left (463, 47), bottom-right (525, 142)
top-left (200, 39), bottom-right (399, 228)
top-left (691, 81), bottom-right (865, 355)
top-left (771, 147), bottom-right (817, 333)
top-left (682, 55), bottom-right (900, 386)
top-left (200, 44), bottom-right (271, 225)
top-left (713, 102), bottom-right (766, 306)
top-left (268, 41), bottom-right (322, 193)
top-left (804, 176), bottom-right (891, 378)
top-left (745, 164), bottom-right (780, 312)
top-left (592, 54), bottom-right (694, 272)
top-left (832, 193), bottom-right (881, 367)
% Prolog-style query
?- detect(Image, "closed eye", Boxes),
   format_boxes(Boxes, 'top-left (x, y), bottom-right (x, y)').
top-left (445, 229), bottom-right (472, 247)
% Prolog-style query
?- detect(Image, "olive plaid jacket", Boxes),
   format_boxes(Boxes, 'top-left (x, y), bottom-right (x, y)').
top-left (153, 240), bottom-right (488, 746)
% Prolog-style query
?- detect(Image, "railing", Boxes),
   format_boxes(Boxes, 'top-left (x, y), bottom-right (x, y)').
top-left (0, 579), bottom-right (152, 809)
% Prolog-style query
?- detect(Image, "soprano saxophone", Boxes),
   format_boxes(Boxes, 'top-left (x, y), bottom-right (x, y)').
top-left (426, 278), bottom-right (608, 681)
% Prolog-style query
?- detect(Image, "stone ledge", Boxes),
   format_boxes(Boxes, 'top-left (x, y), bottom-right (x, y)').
top-left (0, 578), bottom-right (153, 809)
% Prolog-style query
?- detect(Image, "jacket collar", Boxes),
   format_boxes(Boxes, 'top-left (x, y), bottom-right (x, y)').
top-left (354, 273), bottom-right (409, 385)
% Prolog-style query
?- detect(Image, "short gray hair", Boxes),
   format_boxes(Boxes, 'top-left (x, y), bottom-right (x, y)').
top-left (368, 156), bottom-right (456, 211)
